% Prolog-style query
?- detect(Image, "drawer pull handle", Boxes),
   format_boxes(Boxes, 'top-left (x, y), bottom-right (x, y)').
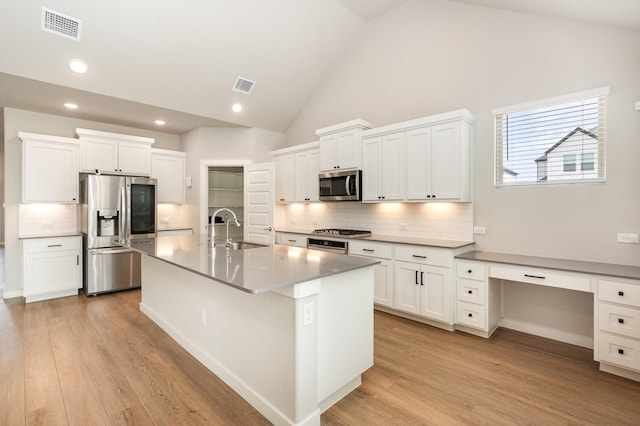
top-left (288, 239), bottom-right (297, 242)
top-left (524, 274), bottom-right (545, 279)
top-left (618, 318), bottom-right (625, 324)
top-left (47, 244), bottom-right (63, 248)
top-left (468, 313), bottom-right (473, 318)
top-left (362, 249), bottom-right (375, 252)
top-left (618, 348), bottom-right (625, 355)
top-left (467, 290), bottom-right (473, 294)
top-left (467, 269), bottom-right (472, 274)
top-left (618, 291), bottom-right (625, 296)
top-left (412, 255), bottom-right (427, 259)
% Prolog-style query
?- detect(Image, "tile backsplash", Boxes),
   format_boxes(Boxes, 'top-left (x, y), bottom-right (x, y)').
top-left (277, 202), bottom-right (473, 241)
top-left (19, 204), bottom-right (79, 236)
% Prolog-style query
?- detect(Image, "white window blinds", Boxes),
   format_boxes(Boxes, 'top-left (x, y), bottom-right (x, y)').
top-left (494, 87), bottom-right (608, 186)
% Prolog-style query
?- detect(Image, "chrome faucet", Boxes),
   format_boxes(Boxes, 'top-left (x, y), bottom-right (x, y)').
top-left (210, 208), bottom-right (241, 247)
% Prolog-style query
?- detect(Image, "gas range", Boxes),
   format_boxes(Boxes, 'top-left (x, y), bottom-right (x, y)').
top-left (312, 228), bottom-right (372, 238)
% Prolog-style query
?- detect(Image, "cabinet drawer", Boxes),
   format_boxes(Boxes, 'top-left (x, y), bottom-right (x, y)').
top-left (599, 303), bottom-right (640, 339)
top-left (277, 233), bottom-right (307, 248)
top-left (457, 278), bottom-right (486, 305)
top-left (599, 280), bottom-right (640, 308)
top-left (490, 265), bottom-right (591, 292)
top-left (456, 261), bottom-right (486, 281)
top-left (23, 236), bottom-right (81, 253)
top-left (349, 240), bottom-right (393, 259)
top-left (456, 302), bottom-right (486, 330)
top-left (395, 245), bottom-right (450, 267)
top-left (598, 332), bottom-right (640, 372)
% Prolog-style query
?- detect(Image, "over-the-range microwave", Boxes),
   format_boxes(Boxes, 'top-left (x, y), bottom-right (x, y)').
top-left (318, 170), bottom-right (361, 201)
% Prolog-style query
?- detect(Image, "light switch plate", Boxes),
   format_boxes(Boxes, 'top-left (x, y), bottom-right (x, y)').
top-left (617, 233), bottom-right (639, 244)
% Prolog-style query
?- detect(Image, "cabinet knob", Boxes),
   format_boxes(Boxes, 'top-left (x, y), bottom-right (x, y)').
top-left (618, 291), bottom-right (625, 296)
top-left (618, 348), bottom-right (625, 355)
top-left (468, 313), bottom-right (473, 318)
top-left (618, 318), bottom-right (625, 324)
top-left (467, 269), bottom-right (472, 274)
top-left (432, 195), bottom-right (436, 198)
top-left (426, 195), bottom-right (431, 198)
top-left (467, 290), bottom-right (473, 294)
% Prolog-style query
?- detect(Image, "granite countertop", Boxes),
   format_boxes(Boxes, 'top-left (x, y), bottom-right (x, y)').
top-left (456, 251), bottom-right (640, 281)
top-left (19, 232), bottom-right (82, 239)
top-left (128, 234), bottom-right (379, 294)
top-left (276, 227), bottom-right (474, 249)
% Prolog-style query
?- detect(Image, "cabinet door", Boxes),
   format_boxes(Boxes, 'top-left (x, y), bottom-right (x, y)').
top-left (274, 155), bottom-right (294, 203)
top-left (362, 137), bottom-right (382, 201)
top-left (81, 137), bottom-right (119, 173)
top-left (405, 127), bottom-right (432, 200)
top-left (152, 153), bottom-right (185, 203)
top-left (420, 265), bottom-right (451, 323)
top-left (381, 133), bottom-right (406, 200)
top-left (306, 149), bottom-right (320, 202)
top-left (374, 259), bottom-right (394, 307)
top-left (394, 261), bottom-right (421, 315)
top-left (336, 131), bottom-right (359, 169)
top-left (319, 135), bottom-right (338, 171)
top-left (294, 150), bottom-right (320, 202)
top-left (23, 141), bottom-right (79, 203)
top-left (118, 141), bottom-right (151, 176)
top-left (430, 122), bottom-right (461, 200)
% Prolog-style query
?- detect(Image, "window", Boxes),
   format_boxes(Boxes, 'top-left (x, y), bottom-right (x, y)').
top-left (494, 87), bottom-right (608, 186)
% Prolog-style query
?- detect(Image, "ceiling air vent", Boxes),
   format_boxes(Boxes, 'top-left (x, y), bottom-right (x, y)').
top-left (41, 7), bottom-right (82, 41)
top-left (233, 77), bottom-right (255, 94)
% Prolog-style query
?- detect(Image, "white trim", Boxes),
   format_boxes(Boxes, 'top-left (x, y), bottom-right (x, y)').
top-left (362, 109), bottom-right (474, 138)
top-left (270, 141), bottom-right (319, 157)
top-left (75, 128), bottom-right (155, 145)
top-left (18, 132), bottom-right (80, 145)
top-left (315, 119), bottom-right (373, 137)
top-left (199, 159), bottom-right (251, 234)
top-left (492, 86), bottom-right (610, 116)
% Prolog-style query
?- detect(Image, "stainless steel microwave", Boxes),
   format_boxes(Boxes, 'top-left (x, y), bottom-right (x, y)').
top-left (319, 170), bottom-right (361, 201)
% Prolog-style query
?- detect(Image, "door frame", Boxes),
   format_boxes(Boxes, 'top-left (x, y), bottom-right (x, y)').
top-left (199, 159), bottom-right (251, 235)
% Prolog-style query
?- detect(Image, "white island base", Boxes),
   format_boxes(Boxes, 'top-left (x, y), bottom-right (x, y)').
top-left (139, 255), bottom-right (374, 426)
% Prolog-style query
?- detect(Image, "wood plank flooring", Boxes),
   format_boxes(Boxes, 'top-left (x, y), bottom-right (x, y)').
top-left (1, 289), bottom-right (640, 425)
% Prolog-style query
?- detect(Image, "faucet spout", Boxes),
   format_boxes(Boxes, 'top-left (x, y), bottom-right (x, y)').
top-left (210, 208), bottom-right (241, 247)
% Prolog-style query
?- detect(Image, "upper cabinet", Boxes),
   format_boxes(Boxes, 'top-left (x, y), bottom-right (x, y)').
top-left (271, 142), bottom-right (320, 203)
top-left (19, 132), bottom-right (80, 203)
top-left (75, 128), bottom-right (154, 176)
top-left (151, 148), bottom-right (186, 204)
top-left (316, 119), bottom-right (373, 172)
top-left (363, 109), bottom-right (473, 203)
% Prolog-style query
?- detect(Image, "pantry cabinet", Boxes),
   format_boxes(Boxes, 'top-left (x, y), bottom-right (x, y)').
top-left (151, 148), bottom-right (186, 203)
top-left (76, 128), bottom-right (154, 176)
top-left (361, 133), bottom-right (405, 201)
top-left (19, 132), bottom-right (80, 203)
top-left (316, 119), bottom-right (373, 172)
top-left (22, 236), bottom-right (82, 303)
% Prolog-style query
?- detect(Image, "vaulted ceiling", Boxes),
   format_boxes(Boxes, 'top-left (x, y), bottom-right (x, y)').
top-left (1, 0), bottom-right (638, 135)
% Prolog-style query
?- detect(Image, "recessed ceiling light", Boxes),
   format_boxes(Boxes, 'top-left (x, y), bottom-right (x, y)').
top-left (68, 59), bottom-right (88, 74)
top-left (232, 103), bottom-right (243, 113)
top-left (154, 119), bottom-right (166, 125)
top-left (64, 102), bottom-right (79, 109)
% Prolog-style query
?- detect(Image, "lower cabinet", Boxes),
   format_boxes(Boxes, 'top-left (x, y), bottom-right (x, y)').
top-left (23, 236), bottom-right (82, 303)
top-left (349, 240), bottom-right (394, 308)
top-left (275, 232), bottom-right (307, 248)
top-left (395, 261), bottom-right (451, 323)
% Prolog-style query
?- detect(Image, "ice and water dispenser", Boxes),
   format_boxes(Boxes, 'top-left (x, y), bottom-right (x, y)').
top-left (97, 209), bottom-right (119, 237)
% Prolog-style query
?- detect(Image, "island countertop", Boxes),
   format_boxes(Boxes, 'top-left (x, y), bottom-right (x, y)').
top-left (130, 234), bottom-right (379, 294)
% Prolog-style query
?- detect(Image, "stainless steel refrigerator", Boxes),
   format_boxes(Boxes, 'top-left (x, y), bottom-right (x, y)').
top-left (80, 174), bottom-right (157, 295)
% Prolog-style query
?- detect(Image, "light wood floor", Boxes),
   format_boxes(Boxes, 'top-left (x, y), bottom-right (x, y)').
top-left (1, 290), bottom-right (640, 425)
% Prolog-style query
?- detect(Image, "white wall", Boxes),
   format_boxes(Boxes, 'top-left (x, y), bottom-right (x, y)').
top-left (284, 0), bottom-right (640, 266)
top-left (3, 108), bottom-right (181, 297)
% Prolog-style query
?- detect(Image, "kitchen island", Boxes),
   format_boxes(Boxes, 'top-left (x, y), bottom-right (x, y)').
top-left (130, 234), bottom-right (378, 426)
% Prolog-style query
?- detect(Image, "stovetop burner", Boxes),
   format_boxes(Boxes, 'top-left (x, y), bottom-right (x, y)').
top-left (312, 228), bottom-right (372, 238)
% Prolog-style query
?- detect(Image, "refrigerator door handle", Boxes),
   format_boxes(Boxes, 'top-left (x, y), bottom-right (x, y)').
top-left (120, 182), bottom-right (127, 243)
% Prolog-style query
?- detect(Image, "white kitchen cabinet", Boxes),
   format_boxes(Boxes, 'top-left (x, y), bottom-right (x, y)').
top-left (19, 132), bottom-right (80, 203)
top-left (454, 260), bottom-right (501, 334)
top-left (349, 240), bottom-right (394, 307)
top-left (273, 154), bottom-right (295, 203)
top-left (596, 278), bottom-right (640, 375)
top-left (362, 133), bottom-right (406, 202)
top-left (22, 236), bottom-right (82, 303)
top-left (151, 148), bottom-right (186, 203)
top-left (275, 232), bottom-right (307, 248)
top-left (316, 119), bottom-right (373, 172)
top-left (294, 148), bottom-right (320, 202)
top-left (76, 128), bottom-right (154, 176)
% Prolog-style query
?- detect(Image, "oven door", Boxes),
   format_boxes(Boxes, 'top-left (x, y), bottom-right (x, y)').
top-left (319, 170), bottom-right (361, 201)
top-left (307, 237), bottom-right (348, 254)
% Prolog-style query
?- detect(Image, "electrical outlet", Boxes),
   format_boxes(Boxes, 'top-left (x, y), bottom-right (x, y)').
top-left (399, 223), bottom-right (408, 231)
top-left (617, 233), bottom-right (639, 244)
top-left (303, 303), bottom-right (314, 326)
top-left (473, 226), bottom-right (487, 235)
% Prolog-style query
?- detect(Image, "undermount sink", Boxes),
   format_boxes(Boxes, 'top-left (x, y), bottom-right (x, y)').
top-left (213, 241), bottom-right (267, 250)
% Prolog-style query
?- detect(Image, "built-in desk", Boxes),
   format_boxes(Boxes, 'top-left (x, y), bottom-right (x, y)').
top-left (455, 251), bottom-right (640, 382)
